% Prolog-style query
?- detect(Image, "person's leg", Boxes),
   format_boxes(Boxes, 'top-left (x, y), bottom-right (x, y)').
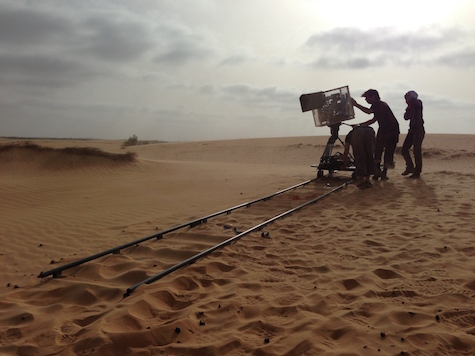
top-left (373, 134), bottom-right (384, 179)
top-left (363, 130), bottom-right (375, 188)
top-left (384, 132), bottom-right (398, 169)
top-left (381, 132), bottom-right (398, 180)
top-left (411, 127), bottom-right (425, 177)
top-left (374, 133), bottom-right (384, 163)
top-left (401, 131), bottom-right (415, 175)
top-left (352, 135), bottom-right (366, 178)
top-left (364, 131), bottom-right (376, 177)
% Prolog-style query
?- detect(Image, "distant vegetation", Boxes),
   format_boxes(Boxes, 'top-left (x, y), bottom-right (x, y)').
top-left (0, 141), bottom-right (137, 162)
top-left (121, 134), bottom-right (139, 148)
top-left (121, 135), bottom-right (165, 148)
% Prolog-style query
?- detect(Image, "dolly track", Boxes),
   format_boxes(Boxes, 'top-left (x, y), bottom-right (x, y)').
top-left (124, 178), bottom-right (352, 297)
top-left (37, 176), bottom-right (353, 297)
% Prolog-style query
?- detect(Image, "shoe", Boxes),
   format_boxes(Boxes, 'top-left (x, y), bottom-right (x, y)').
top-left (401, 168), bottom-right (414, 176)
top-left (372, 169), bottom-right (381, 180)
top-left (409, 173), bottom-right (420, 179)
top-left (357, 182), bottom-right (367, 189)
top-left (364, 181), bottom-right (373, 188)
top-left (381, 169), bottom-right (388, 180)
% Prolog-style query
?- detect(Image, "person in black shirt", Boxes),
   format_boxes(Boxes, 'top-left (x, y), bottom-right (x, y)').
top-left (401, 90), bottom-right (425, 178)
top-left (351, 89), bottom-right (400, 181)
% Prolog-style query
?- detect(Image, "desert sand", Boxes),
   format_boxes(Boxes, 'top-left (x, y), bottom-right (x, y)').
top-left (0, 134), bottom-right (474, 355)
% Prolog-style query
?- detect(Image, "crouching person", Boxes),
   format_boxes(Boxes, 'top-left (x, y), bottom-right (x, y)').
top-left (342, 125), bottom-right (376, 189)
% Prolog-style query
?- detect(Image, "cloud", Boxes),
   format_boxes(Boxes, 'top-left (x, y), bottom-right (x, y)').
top-left (219, 49), bottom-right (258, 66)
top-left (76, 15), bottom-right (155, 63)
top-left (0, 3), bottom-right (145, 63)
top-left (0, 1), bottom-right (215, 91)
top-left (434, 47), bottom-right (475, 67)
top-left (220, 53), bottom-right (250, 66)
top-left (0, 3), bottom-right (73, 46)
top-left (304, 26), bottom-right (473, 69)
top-left (152, 21), bottom-right (216, 66)
top-left (0, 53), bottom-right (96, 88)
top-left (199, 85), bottom-right (215, 94)
top-left (220, 84), bottom-right (299, 110)
top-left (154, 41), bottom-right (212, 65)
top-left (0, 2), bottom-right (153, 90)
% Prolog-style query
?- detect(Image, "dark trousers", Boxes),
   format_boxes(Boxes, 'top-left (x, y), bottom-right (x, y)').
top-left (375, 131), bottom-right (399, 169)
top-left (351, 128), bottom-right (375, 177)
top-left (402, 127), bottom-right (425, 174)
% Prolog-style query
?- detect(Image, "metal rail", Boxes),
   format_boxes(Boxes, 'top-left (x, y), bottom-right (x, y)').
top-left (123, 179), bottom-right (352, 298)
top-left (38, 178), bottom-right (318, 278)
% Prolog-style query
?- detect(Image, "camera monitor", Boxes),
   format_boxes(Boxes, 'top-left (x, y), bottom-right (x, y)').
top-left (300, 85), bottom-right (355, 127)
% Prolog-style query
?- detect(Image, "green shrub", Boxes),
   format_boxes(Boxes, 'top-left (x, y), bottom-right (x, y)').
top-left (122, 134), bottom-right (138, 148)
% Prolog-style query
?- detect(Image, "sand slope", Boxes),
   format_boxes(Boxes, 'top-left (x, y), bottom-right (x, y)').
top-left (0, 135), bottom-right (474, 355)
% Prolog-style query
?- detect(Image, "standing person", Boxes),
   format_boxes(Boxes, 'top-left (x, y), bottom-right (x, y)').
top-left (341, 125), bottom-right (376, 189)
top-left (401, 90), bottom-right (424, 179)
top-left (351, 89), bottom-right (400, 181)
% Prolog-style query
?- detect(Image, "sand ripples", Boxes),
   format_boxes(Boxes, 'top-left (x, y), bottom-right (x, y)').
top-left (1, 138), bottom-right (475, 354)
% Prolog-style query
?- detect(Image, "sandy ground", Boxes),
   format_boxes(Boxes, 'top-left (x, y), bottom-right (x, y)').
top-left (0, 135), bottom-right (474, 355)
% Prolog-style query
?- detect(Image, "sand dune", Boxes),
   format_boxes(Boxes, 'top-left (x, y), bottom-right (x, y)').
top-left (0, 135), bottom-right (474, 355)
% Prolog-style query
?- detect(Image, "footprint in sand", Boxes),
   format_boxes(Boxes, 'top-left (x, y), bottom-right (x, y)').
top-left (58, 322), bottom-right (81, 344)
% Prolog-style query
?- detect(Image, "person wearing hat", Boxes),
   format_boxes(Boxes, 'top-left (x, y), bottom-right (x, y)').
top-left (351, 89), bottom-right (400, 181)
top-left (401, 90), bottom-right (424, 178)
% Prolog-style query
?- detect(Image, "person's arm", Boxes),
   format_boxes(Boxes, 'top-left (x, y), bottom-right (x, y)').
top-left (404, 106), bottom-right (410, 120)
top-left (351, 97), bottom-right (373, 114)
top-left (404, 99), bottom-right (422, 120)
top-left (359, 118), bottom-right (377, 126)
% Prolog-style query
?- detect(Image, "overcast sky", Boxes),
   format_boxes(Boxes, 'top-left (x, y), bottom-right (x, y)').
top-left (1, 0), bottom-right (474, 141)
